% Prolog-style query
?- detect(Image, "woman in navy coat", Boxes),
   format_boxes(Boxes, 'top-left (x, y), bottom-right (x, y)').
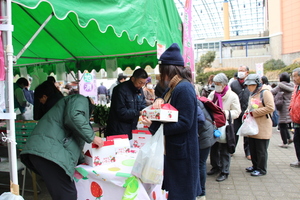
top-left (142, 43), bottom-right (201, 200)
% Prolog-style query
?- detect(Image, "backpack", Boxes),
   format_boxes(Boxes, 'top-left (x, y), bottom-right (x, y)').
top-left (260, 90), bottom-right (279, 127)
top-left (197, 96), bottom-right (226, 128)
top-left (274, 91), bottom-right (284, 110)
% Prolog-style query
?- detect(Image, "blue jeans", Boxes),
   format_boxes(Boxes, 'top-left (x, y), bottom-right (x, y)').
top-left (199, 147), bottom-right (210, 196)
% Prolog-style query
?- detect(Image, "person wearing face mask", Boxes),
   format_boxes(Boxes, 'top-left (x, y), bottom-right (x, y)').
top-left (230, 65), bottom-right (252, 160)
top-left (243, 74), bottom-right (274, 176)
top-left (143, 77), bottom-right (155, 106)
top-left (207, 73), bottom-right (241, 182)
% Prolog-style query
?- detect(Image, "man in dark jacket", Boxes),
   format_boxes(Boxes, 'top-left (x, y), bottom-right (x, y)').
top-left (230, 65), bottom-right (251, 159)
top-left (106, 68), bottom-right (148, 139)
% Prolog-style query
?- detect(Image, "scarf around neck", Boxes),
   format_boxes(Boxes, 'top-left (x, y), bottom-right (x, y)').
top-left (163, 75), bottom-right (182, 103)
top-left (213, 85), bottom-right (229, 109)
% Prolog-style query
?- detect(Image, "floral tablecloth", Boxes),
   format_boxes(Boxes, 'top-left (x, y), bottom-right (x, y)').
top-left (74, 153), bottom-right (168, 200)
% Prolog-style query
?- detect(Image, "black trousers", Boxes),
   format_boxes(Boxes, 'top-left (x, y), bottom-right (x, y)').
top-left (279, 123), bottom-right (291, 144)
top-left (234, 116), bottom-right (250, 157)
top-left (294, 127), bottom-right (300, 162)
top-left (28, 154), bottom-right (77, 200)
top-left (248, 138), bottom-right (270, 174)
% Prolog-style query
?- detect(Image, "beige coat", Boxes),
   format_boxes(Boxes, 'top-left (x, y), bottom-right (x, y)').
top-left (247, 85), bottom-right (275, 139)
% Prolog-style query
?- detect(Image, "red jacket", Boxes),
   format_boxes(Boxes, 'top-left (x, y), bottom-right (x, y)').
top-left (289, 86), bottom-right (300, 124)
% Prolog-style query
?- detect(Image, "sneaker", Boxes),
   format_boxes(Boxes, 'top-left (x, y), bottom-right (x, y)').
top-left (251, 170), bottom-right (266, 176)
top-left (196, 196), bottom-right (206, 200)
top-left (216, 173), bottom-right (228, 182)
top-left (290, 161), bottom-right (300, 168)
top-left (278, 144), bottom-right (288, 148)
top-left (245, 166), bottom-right (255, 172)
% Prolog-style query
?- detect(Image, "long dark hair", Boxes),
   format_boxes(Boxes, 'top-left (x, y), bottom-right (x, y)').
top-left (159, 65), bottom-right (192, 86)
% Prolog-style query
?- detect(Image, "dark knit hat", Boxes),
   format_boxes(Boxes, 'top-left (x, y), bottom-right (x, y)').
top-left (158, 43), bottom-right (184, 66)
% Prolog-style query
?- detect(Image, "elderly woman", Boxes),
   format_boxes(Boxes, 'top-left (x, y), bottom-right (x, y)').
top-left (142, 43), bottom-right (200, 199)
top-left (271, 72), bottom-right (294, 148)
top-left (244, 74), bottom-right (275, 176)
top-left (207, 73), bottom-right (241, 182)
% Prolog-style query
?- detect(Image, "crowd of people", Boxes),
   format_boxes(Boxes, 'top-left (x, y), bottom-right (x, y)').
top-left (10, 43), bottom-right (300, 200)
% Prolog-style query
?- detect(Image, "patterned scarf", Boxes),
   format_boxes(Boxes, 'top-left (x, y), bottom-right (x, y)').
top-left (163, 75), bottom-right (182, 103)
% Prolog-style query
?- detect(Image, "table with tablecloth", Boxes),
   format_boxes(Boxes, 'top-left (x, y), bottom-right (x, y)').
top-left (74, 152), bottom-right (168, 200)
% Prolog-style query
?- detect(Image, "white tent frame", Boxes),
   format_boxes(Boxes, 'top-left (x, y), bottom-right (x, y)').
top-left (0, 0), bottom-right (20, 195)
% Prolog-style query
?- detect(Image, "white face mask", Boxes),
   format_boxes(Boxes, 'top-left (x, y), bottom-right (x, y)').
top-left (215, 85), bottom-right (223, 93)
top-left (238, 72), bottom-right (246, 79)
top-left (146, 84), bottom-right (153, 89)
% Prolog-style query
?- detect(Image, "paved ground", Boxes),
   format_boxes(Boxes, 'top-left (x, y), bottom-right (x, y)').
top-left (1, 127), bottom-right (300, 200)
top-left (205, 127), bottom-right (300, 200)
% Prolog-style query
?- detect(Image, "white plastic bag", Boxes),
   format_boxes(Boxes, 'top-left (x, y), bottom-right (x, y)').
top-left (237, 115), bottom-right (258, 136)
top-left (0, 192), bottom-right (24, 200)
top-left (23, 104), bottom-right (33, 120)
top-left (217, 121), bottom-right (227, 143)
top-left (131, 124), bottom-right (164, 184)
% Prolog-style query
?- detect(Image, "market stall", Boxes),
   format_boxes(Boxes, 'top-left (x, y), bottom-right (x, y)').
top-left (0, 0), bottom-right (183, 197)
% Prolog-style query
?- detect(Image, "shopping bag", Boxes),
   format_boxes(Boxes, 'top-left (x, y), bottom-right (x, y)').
top-left (131, 124), bottom-right (164, 184)
top-left (22, 104), bottom-right (33, 120)
top-left (217, 121), bottom-right (227, 143)
top-left (0, 192), bottom-right (24, 200)
top-left (237, 114), bottom-right (258, 136)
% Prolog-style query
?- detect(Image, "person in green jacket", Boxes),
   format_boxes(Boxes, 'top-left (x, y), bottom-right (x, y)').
top-left (20, 94), bottom-right (104, 200)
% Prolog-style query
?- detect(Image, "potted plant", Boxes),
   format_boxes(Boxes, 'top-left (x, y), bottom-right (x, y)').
top-left (93, 104), bottom-right (110, 136)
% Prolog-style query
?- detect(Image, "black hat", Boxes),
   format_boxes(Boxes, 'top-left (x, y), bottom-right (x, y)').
top-left (158, 43), bottom-right (184, 66)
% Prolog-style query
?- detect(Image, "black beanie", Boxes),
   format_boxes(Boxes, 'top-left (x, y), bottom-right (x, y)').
top-left (158, 43), bottom-right (184, 66)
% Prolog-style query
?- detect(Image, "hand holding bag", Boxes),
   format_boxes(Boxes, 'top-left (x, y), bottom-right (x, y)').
top-left (131, 124), bottom-right (164, 184)
top-left (237, 114), bottom-right (258, 136)
top-left (217, 123), bottom-right (227, 143)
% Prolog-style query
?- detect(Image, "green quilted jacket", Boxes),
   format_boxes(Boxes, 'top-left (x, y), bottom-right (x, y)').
top-left (21, 94), bottom-right (95, 179)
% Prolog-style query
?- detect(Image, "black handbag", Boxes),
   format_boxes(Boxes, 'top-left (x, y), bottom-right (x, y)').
top-left (226, 111), bottom-right (236, 154)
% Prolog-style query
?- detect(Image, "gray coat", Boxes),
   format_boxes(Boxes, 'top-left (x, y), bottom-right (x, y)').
top-left (271, 82), bottom-right (294, 124)
top-left (197, 100), bottom-right (217, 149)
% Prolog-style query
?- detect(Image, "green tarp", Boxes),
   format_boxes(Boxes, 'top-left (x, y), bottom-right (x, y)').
top-left (12, 0), bottom-right (182, 75)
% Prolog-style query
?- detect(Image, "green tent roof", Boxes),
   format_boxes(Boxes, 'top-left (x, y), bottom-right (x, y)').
top-left (12, 0), bottom-right (182, 75)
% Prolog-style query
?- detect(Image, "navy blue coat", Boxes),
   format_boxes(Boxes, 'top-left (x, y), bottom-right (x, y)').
top-left (149, 81), bottom-right (201, 200)
top-left (106, 79), bottom-right (146, 139)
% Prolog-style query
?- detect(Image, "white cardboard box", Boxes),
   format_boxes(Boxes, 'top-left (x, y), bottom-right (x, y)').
top-left (106, 135), bottom-right (131, 155)
top-left (132, 130), bottom-right (152, 148)
top-left (141, 103), bottom-right (178, 122)
top-left (84, 141), bottom-right (116, 167)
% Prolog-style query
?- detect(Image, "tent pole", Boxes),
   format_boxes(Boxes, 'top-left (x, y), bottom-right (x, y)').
top-left (15, 13), bottom-right (53, 60)
top-left (4, 0), bottom-right (20, 195)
